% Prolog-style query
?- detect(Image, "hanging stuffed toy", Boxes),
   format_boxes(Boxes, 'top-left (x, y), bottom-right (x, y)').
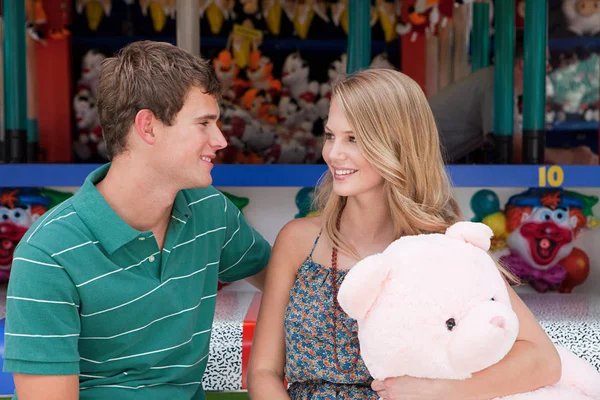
top-left (283, 0), bottom-right (330, 39)
top-left (370, 52), bottom-right (395, 69)
top-left (73, 48), bottom-right (107, 162)
top-left (562, 0), bottom-right (600, 36)
top-left (315, 53), bottom-right (346, 120)
top-left (76, 0), bottom-right (112, 31)
top-left (330, 0), bottom-right (349, 34)
top-left (584, 103), bottom-right (599, 122)
top-left (281, 52), bottom-right (319, 103)
top-left (228, 20), bottom-right (263, 68)
top-left (139, 0), bottom-right (176, 32)
top-left (78, 49), bottom-right (106, 97)
top-left (25, 0), bottom-right (48, 36)
top-left (213, 49), bottom-right (243, 101)
top-left (199, 0), bottom-right (235, 35)
top-left (262, 0), bottom-right (285, 35)
top-left (73, 86), bottom-right (107, 162)
top-left (331, 0), bottom-right (378, 36)
top-left (546, 52), bottom-right (599, 123)
top-left (397, 0), bottom-right (441, 42)
top-left (240, 0), bottom-right (260, 15)
top-left (246, 50), bottom-right (282, 97)
top-left (374, 0), bottom-right (401, 42)
top-left (338, 221), bottom-right (600, 399)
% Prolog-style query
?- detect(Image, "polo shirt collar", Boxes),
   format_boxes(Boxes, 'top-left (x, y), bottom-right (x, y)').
top-left (72, 163), bottom-right (148, 254)
top-left (172, 187), bottom-right (192, 220)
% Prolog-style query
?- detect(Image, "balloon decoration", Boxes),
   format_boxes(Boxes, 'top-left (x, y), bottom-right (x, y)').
top-left (295, 187), bottom-right (319, 218)
top-left (220, 190), bottom-right (250, 213)
top-left (471, 188), bottom-right (599, 294)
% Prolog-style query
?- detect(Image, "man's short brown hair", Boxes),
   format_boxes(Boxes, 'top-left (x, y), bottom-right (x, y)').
top-left (97, 41), bottom-right (222, 159)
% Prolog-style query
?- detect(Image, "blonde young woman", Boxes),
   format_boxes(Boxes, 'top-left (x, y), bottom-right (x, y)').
top-left (247, 69), bottom-right (561, 400)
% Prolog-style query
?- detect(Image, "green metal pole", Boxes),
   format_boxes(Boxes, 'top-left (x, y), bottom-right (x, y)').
top-left (4, 0), bottom-right (27, 163)
top-left (472, 2), bottom-right (489, 71)
top-left (27, 32), bottom-right (39, 162)
top-left (522, 0), bottom-right (547, 164)
top-left (493, 0), bottom-right (515, 163)
top-left (347, 0), bottom-right (371, 74)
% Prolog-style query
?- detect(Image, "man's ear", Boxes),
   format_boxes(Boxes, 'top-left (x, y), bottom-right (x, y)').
top-left (338, 253), bottom-right (392, 322)
top-left (135, 109), bottom-right (157, 145)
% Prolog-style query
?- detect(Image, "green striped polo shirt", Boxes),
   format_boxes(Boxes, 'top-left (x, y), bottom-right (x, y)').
top-left (3, 163), bottom-right (271, 400)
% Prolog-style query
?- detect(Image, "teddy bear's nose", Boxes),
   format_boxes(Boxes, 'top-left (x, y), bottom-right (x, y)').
top-left (490, 316), bottom-right (505, 329)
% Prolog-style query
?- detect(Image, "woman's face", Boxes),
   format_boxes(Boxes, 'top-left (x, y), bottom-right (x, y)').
top-left (322, 97), bottom-right (385, 198)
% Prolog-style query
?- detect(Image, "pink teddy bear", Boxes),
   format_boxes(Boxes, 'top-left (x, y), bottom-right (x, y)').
top-left (338, 221), bottom-right (600, 399)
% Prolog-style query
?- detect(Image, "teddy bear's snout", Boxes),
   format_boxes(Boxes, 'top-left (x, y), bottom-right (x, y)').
top-left (446, 302), bottom-right (519, 377)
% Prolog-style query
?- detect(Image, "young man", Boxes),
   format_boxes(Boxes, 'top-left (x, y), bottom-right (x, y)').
top-left (3, 41), bottom-right (271, 400)
top-left (430, 33), bottom-right (597, 165)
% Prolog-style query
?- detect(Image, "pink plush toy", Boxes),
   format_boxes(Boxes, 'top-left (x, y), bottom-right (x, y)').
top-left (338, 221), bottom-right (600, 399)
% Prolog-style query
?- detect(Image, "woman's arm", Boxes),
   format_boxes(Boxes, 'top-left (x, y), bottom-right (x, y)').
top-left (248, 219), bottom-right (316, 400)
top-left (373, 279), bottom-right (562, 400)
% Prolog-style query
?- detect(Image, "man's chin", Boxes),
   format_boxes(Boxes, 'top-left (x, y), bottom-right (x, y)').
top-left (188, 176), bottom-right (213, 189)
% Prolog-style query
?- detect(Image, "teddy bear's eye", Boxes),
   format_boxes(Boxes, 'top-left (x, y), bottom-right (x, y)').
top-left (491, 297), bottom-right (495, 301)
top-left (446, 318), bottom-right (456, 331)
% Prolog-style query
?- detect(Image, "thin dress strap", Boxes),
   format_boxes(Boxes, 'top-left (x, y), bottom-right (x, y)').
top-left (307, 229), bottom-right (323, 260)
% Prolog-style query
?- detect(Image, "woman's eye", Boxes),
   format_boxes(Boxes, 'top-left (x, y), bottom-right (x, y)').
top-left (325, 133), bottom-right (334, 140)
top-left (348, 136), bottom-right (357, 143)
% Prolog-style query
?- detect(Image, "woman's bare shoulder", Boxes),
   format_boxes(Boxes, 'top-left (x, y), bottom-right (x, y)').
top-left (273, 215), bottom-right (324, 262)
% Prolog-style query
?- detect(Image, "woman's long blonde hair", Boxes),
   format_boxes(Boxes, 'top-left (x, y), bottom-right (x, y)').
top-left (314, 68), bottom-right (462, 260)
top-left (313, 68), bottom-right (519, 283)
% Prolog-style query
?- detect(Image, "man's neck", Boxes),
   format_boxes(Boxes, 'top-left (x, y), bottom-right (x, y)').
top-left (96, 156), bottom-right (177, 245)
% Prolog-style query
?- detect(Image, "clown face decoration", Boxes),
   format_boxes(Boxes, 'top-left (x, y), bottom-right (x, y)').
top-left (0, 189), bottom-right (50, 281)
top-left (506, 206), bottom-right (579, 271)
top-left (472, 188), bottom-right (598, 293)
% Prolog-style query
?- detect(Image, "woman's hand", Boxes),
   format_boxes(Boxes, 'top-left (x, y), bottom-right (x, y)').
top-left (372, 376), bottom-right (467, 400)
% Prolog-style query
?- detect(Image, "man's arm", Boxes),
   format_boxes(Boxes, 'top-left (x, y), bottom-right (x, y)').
top-left (245, 266), bottom-right (268, 292)
top-left (14, 375), bottom-right (79, 400)
top-left (218, 193), bottom-right (271, 288)
top-left (4, 242), bottom-right (81, 399)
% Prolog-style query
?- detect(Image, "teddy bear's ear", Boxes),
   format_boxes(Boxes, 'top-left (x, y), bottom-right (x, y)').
top-left (338, 253), bottom-right (392, 322)
top-left (445, 221), bottom-right (493, 251)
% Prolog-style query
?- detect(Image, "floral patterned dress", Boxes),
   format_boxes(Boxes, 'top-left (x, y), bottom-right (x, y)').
top-left (284, 232), bottom-right (378, 399)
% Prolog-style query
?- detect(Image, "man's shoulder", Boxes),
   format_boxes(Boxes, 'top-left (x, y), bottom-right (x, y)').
top-left (17, 199), bottom-right (84, 256)
top-left (181, 186), bottom-right (224, 206)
